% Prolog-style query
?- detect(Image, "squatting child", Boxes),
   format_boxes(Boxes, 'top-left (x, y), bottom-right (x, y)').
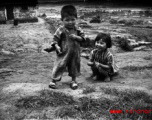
top-left (48, 5), bottom-right (86, 89)
top-left (87, 32), bottom-right (119, 82)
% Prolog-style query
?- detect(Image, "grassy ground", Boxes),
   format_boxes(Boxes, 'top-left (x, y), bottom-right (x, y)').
top-left (0, 3), bottom-right (152, 120)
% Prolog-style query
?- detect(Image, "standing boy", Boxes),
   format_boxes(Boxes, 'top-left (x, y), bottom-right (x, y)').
top-left (49, 5), bottom-right (86, 90)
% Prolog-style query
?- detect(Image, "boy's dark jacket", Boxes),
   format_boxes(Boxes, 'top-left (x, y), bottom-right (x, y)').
top-left (44, 27), bottom-right (86, 53)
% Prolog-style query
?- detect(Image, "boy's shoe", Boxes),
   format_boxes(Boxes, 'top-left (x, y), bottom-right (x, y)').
top-left (70, 81), bottom-right (78, 90)
top-left (49, 81), bottom-right (56, 89)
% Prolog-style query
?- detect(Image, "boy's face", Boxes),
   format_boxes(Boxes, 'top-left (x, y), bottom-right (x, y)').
top-left (62, 16), bottom-right (76, 29)
top-left (95, 39), bottom-right (107, 51)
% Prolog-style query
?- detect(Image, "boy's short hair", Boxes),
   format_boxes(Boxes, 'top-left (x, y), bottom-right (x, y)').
top-left (61, 5), bottom-right (77, 20)
top-left (95, 32), bottom-right (112, 48)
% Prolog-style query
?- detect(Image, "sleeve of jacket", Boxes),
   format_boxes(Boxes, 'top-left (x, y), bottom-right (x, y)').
top-left (51, 26), bottom-right (62, 47)
top-left (77, 26), bottom-right (86, 42)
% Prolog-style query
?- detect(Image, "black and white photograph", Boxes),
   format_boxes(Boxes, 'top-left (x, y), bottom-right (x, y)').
top-left (0, 0), bottom-right (152, 119)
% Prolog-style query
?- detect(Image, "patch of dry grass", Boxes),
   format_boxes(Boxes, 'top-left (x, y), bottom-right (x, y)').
top-left (82, 86), bottom-right (96, 94)
top-left (143, 56), bottom-right (152, 60)
top-left (1, 87), bottom-right (151, 120)
top-left (100, 87), bottom-right (150, 101)
top-left (15, 90), bottom-right (75, 109)
top-left (122, 65), bottom-right (152, 71)
top-left (54, 87), bottom-right (152, 120)
top-left (127, 27), bottom-right (152, 42)
top-left (100, 87), bottom-right (152, 120)
top-left (55, 97), bottom-right (112, 120)
top-left (142, 70), bottom-right (152, 79)
top-left (55, 105), bottom-right (79, 119)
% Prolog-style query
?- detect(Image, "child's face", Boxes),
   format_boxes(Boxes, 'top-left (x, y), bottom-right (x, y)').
top-left (95, 39), bottom-right (107, 51)
top-left (62, 16), bottom-right (76, 29)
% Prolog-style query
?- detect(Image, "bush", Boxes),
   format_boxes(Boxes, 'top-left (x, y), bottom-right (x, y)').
top-left (136, 20), bottom-right (144, 25)
top-left (145, 9), bottom-right (152, 17)
top-left (90, 15), bottom-right (101, 23)
top-left (41, 13), bottom-right (47, 17)
top-left (109, 19), bottom-right (118, 24)
top-left (117, 37), bottom-right (133, 51)
top-left (118, 19), bottom-right (144, 26)
top-left (118, 19), bottom-right (127, 24)
top-left (125, 21), bottom-right (133, 26)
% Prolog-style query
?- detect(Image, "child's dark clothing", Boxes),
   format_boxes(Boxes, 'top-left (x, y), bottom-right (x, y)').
top-left (51, 25), bottom-right (86, 81)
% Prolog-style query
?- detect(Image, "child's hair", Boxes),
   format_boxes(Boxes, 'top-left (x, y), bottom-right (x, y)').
top-left (95, 32), bottom-right (112, 48)
top-left (61, 5), bottom-right (77, 20)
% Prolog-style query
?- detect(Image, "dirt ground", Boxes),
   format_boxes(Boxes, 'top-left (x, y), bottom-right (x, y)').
top-left (0, 3), bottom-right (152, 120)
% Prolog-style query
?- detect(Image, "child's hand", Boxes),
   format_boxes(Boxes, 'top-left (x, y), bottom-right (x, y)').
top-left (55, 44), bottom-right (62, 54)
top-left (87, 61), bottom-right (94, 66)
top-left (56, 46), bottom-right (62, 54)
top-left (69, 34), bottom-right (79, 40)
top-left (95, 62), bottom-right (100, 68)
top-left (44, 46), bottom-right (55, 53)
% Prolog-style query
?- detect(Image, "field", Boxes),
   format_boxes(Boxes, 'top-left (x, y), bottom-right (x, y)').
top-left (0, 3), bottom-right (152, 120)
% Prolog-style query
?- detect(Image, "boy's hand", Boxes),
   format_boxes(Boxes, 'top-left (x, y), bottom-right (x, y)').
top-left (69, 34), bottom-right (82, 41)
top-left (44, 46), bottom-right (55, 53)
top-left (87, 61), bottom-right (94, 66)
top-left (55, 44), bottom-right (62, 54)
top-left (69, 34), bottom-right (78, 40)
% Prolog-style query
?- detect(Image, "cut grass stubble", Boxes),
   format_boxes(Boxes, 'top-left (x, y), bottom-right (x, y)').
top-left (14, 88), bottom-right (152, 120)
